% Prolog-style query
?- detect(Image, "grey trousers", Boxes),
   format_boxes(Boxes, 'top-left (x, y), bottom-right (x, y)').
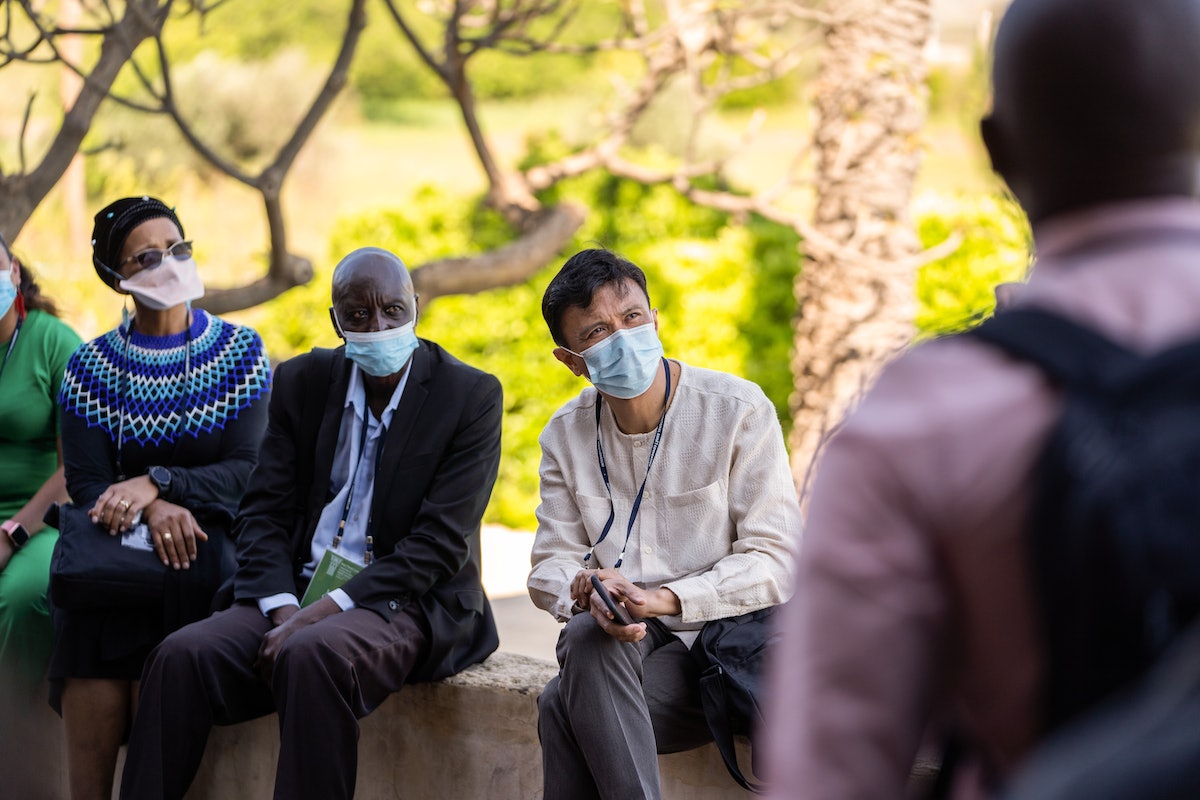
top-left (119, 601), bottom-right (427, 800)
top-left (538, 612), bottom-right (712, 800)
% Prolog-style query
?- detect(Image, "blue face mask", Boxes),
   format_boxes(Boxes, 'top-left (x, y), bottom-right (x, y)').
top-left (337, 316), bottom-right (419, 377)
top-left (568, 323), bottom-right (664, 399)
top-left (0, 269), bottom-right (16, 318)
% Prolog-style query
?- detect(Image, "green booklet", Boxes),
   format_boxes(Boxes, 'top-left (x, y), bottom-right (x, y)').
top-left (300, 547), bottom-right (364, 607)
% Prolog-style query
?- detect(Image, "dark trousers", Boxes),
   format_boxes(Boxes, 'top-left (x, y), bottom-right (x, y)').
top-left (119, 602), bottom-right (428, 800)
top-left (538, 613), bottom-right (712, 800)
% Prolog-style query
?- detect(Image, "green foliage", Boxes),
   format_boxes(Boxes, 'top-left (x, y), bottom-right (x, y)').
top-left (163, 0), bottom-right (347, 62)
top-left (254, 174), bottom-right (799, 530)
top-left (925, 53), bottom-right (991, 130)
top-left (914, 193), bottom-right (1032, 337)
top-left (713, 49), bottom-right (813, 111)
top-left (716, 73), bottom-right (804, 110)
top-left (468, 50), bottom-right (595, 101)
top-left (351, 24), bottom-right (448, 113)
top-left (741, 216), bottom-right (802, 409)
top-left (352, 0), bottom-right (620, 117)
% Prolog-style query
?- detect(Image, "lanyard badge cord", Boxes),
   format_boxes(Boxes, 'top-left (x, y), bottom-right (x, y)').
top-left (583, 357), bottom-right (670, 570)
top-left (332, 413), bottom-right (386, 565)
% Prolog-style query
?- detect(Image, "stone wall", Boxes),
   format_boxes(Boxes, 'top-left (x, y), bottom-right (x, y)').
top-left (187, 652), bottom-right (758, 799)
top-left (10, 652), bottom-right (760, 800)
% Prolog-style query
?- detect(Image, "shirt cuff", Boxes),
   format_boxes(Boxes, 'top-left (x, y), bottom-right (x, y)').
top-left (328, 588), bottom-right (355, 611)
top-left (258, 593), bottom-right (300, 617)
top-left (661, 578), bottom-right (713, 624)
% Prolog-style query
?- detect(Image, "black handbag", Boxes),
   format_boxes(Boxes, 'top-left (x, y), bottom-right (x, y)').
top-left (47, 501), bottom-right (234, 621)
top-left (48, 502), bottom-right (167, 609)
top-left (689, 603), bottom-right (783, 794)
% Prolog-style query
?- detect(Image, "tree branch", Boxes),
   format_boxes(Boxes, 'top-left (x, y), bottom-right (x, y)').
top-left (411, 202), bottom-right (586, 301)
top-left (1, 0), bottom-right (167, 239)
top-left (190, 0), bottom-right (369, 313)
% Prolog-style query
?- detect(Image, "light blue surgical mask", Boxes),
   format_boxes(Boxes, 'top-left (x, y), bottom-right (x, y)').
top-left (0, 269), bottom-right (16, 319)
top-left (567, 323), bottom-right (664, 399)
top-left (336, 314), bottom-right (419, 377)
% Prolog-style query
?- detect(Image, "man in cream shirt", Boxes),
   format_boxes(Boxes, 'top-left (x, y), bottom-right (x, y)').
top-left (528, 248), bottom-right (800, 800)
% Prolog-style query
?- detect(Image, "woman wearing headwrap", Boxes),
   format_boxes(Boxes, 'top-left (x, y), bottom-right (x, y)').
top-left (0, 236), bottom-right (81, 691)
top-left (50, 196), bottom-right (271, 799)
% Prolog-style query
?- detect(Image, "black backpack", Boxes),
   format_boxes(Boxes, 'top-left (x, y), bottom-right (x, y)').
top-left (689, 603), bottom-right (782, 793)
top-left (1001, 618), bottom-right (1200, 799)
top-left (968, 308), bottom-right (1200, 732)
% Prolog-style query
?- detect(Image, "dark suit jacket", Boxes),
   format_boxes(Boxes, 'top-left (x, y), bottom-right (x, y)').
top-left (230, 340), bottom-right (501, 681)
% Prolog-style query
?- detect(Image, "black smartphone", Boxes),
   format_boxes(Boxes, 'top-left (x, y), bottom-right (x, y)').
top-left (590, 574), bottom-right (634, 626)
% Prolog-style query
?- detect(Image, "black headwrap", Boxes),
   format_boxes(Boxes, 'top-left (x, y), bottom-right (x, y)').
top-left (91, 196), bottom-right (184, 289)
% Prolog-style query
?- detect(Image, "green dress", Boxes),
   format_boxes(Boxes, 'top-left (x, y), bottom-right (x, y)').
top-left (0, 309), bottom-right (82, 689)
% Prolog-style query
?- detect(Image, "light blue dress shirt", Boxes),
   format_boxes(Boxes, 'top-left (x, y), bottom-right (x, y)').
top-left (258, 362), bottom-right (410, 615)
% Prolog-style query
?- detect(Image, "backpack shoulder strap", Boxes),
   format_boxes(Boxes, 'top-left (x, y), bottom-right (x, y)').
top-left (697, 667), bottom-right (763, 793)
top-left (966, 307), bottom-right (1137, 390)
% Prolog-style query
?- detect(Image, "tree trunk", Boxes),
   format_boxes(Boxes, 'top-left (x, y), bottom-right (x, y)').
top-left (789, 0), bottom-right (934, 492)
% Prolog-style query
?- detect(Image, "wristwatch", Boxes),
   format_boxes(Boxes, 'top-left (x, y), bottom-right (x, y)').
top-left (1, 520), bottom-right (30, 549)
top-left (148, 465), bottom-right (174, 500)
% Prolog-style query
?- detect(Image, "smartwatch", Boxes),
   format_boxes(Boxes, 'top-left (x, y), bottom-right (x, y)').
top-left (1, 520), bottom-right (30, 549)
top-left (148, 465), bottom-right (174, 500)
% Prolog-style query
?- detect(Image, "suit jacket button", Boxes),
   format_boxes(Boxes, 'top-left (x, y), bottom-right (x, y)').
top-left (388, 599), bottom-right (400, 611)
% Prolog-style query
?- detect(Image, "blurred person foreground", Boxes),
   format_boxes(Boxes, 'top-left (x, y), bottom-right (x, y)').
top-left (766, 0), bottom-right (1200, 798)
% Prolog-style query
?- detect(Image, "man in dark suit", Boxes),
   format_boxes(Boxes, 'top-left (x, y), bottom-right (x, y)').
top-left (120, 248), bottom-right (502, 800)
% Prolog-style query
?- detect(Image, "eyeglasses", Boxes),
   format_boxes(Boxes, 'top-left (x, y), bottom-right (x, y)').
top-left (120, 240), bottom-right (193, 272)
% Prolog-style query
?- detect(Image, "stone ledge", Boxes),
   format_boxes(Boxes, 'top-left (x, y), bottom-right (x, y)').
top-left (186, 650), bottom-right (759, 799)
top-left (8, 651), bottom-right (939, 799)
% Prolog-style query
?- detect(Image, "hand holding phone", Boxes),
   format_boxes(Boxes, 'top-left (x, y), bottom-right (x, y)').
top-left (590, 574), bottom-right (634, 626)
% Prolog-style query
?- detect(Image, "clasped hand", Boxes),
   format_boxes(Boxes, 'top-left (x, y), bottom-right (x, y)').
top-left (92, 476), bottom-right (207, 570)
top-left (255, 597), bottom-right (340, 683)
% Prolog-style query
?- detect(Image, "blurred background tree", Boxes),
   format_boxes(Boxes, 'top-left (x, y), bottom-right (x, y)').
top-left (1, 0), bottom-right (1024, 528)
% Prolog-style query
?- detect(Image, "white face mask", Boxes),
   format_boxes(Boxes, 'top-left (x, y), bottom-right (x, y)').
top-left (565, 323), bottom-right (664, 399)
top-left (119, 255), bottom-right (205, 310)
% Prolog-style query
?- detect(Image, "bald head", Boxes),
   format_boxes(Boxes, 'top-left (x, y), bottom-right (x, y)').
top-left (329, 247), bottom-right (418, 338)
top-left (331, 247), bottom-right (413, 300)
top-left (983, 0), bottom-right (1200, 221)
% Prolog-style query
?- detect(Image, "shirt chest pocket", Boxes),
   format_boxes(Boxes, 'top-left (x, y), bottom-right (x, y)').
top-left (658, 479), bottom-right (731, 573)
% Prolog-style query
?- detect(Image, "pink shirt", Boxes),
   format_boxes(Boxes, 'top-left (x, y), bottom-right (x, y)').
top-left (765, 198), bottom-right (1200, 799)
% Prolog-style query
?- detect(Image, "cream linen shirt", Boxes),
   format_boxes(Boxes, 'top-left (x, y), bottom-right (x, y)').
top-left (528, 361), bottom-right (800, 644)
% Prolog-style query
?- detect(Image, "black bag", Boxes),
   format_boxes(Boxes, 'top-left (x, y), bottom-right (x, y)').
top-left (969, 308), bottom-right (1200, 730)
top-left (48, 501), bottom-right (167, 609)
top-left (1001, 619), bottom-right (1200, 799)
top-left (48, 500), bottom-right (234, 622)
top-left (689, 603), bottom-right (782, 793)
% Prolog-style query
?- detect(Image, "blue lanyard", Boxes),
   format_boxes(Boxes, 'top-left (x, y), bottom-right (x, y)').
top-left (584, 358), bottom-right (670, 569)
top-left (332, 410), bottom-right (386, 565)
